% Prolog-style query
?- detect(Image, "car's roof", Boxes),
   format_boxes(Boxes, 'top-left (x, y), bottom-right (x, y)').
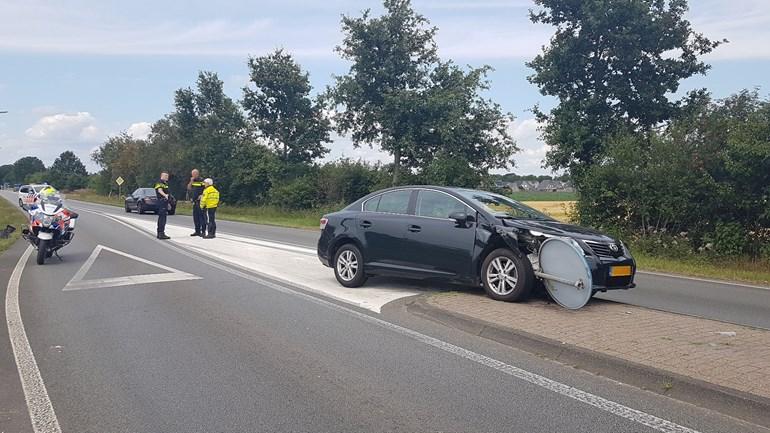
top-left (21, 184), bottom-right (49, 190)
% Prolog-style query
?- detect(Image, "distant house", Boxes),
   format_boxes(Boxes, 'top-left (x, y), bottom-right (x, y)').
top-left (536, 180), bottom-right (561, 192)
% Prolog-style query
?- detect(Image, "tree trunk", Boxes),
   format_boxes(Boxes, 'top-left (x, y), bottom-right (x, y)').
top-left (392, 147), bottom-right (401, 186)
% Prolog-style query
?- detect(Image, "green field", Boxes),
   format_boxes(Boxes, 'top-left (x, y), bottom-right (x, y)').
top-left (0, 196), bottom-right (28, 255)
top-left (509, 191), bottom-right (578, 202)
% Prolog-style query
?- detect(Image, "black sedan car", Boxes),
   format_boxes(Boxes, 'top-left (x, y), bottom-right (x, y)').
top-left (124, 188), bottom-right (176, 215)
top-left (317, 186), bottom-right (635, 303)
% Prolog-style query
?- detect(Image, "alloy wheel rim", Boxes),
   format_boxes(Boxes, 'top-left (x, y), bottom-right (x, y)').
top-left (337, 250), bottom-right (358, 281)
top-left (487, 256), bottom-right (518, 296)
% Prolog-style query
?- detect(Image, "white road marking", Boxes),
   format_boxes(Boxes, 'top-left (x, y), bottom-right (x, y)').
top-left (63, 244), bottom-right (201, 291)
top-left (109, 214), bottom-right (422, 313)
top-left (98, 209), bottom-right (702, 433)
top-left (5, 246), bottom-right (62, 433)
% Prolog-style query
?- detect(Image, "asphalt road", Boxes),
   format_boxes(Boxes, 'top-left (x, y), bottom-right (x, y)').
top-left (57, 196), bottom-right (770, 330)
top-left (0, 192), bottom-right (768, 433)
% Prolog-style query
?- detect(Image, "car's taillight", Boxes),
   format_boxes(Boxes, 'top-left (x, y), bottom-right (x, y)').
top-left (319, 217), bottom-right (328, 230)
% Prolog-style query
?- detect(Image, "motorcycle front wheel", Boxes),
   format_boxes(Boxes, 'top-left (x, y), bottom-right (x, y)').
top-left (36, 239), bottom-right (48, 265)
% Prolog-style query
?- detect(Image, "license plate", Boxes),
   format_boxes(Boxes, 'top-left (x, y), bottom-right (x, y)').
top-left (610, 266), bottom-right (633, 277)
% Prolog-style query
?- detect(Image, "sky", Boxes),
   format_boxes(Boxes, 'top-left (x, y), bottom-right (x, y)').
top-left (1, 0), bottom-right (769, 176)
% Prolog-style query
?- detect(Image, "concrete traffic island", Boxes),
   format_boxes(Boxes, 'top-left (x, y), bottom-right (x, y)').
top-left (408, 291), bottom-right (770, 428)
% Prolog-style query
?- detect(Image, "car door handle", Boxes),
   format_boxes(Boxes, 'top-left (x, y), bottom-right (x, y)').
top-left (360, 220), bottom-right (372, 229)
top-left (408, 224), bottom-right (421, 233)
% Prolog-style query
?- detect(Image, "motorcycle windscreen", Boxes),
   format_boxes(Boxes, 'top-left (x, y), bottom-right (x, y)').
top-left (538, 237), bottom-right (593, 310)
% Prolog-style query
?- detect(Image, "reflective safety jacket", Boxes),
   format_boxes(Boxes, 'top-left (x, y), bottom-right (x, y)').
top-left (154, 179), bottom-right (169, 200)
top-left (200, 185), bottom-right (220, 209)
top-left (190, 177), bottom-right (205, 201)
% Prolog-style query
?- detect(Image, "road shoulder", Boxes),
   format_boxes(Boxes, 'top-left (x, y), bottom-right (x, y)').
top-left (407, 292), bottom-right (770, 429)
top-left (0, 239), bottom-right (33, 433)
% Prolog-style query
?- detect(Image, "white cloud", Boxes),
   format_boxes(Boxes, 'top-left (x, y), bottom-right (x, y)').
top-left (0, 2), bottom-right (329, 57)
top-left (322, 118), bottom-right (555, 176)
top-left (690, 1), bottom-right (770, 60)
top-left (504, 118), bottom-right (556, 176)
top-left (126, 122), bottom-right (152, 140)
top-left (323, 132), bottom-right (391, 165)
top-left (1, 0), bottom-right (768, 61)
top-left (25, 112), bottom-right (101, 142)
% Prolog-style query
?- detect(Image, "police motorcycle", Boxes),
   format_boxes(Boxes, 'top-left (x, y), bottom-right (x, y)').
top-left (21, 189), bottom-right (78, 265)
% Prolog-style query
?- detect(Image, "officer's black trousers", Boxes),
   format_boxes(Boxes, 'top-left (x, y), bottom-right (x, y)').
top-left (192, 200), bottom-right (204, 233)
top-left (203, 208), bottom-right (217, 236)
top-left (157, 199), bottom-right (168, 235)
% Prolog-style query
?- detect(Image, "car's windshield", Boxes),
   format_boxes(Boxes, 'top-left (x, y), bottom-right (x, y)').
top-left (457, 189), bottom-right (553, 220)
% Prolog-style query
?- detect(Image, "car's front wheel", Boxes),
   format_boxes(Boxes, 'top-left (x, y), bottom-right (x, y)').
top-left (333, 244), bottom-right (367, 288)
top-left (481, 248), bottom-right (534, 302)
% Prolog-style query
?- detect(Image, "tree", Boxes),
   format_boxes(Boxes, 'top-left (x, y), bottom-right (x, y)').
top-left (92, 133), bottom-right (146, 193)
top-left (415, 62), bottom-right (517, 185)
top-left (329, 0), bottom-right (438, 185)
top-left (173, 71), bottom-right (246, 195)
top-left (12, 157), bottom-right (46, 184)
top-left (528, 0), bottom-right (724, 173)
top-left (242, 49), bottom-right (330, 166)
top-left (0, 164), bottom-right (13, 183)
top-left (49, 151), bottom-right (89, 190)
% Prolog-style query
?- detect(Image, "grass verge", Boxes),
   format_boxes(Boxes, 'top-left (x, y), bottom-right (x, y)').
top-left (0, 195), bottom-right (28, 255)
top-left (66, 190), bottom-right (332, 230)
top-left (632, 250), bottom-right (770, 286)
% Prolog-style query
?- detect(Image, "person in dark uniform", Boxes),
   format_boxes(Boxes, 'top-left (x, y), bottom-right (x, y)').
top-left (154, 172), bottom-right (171, 240)
top-left (187, 169), bottom-right (205, 236)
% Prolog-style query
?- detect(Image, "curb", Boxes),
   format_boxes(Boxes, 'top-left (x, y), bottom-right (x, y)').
top-left (407, 295), bottom-right (770, 429)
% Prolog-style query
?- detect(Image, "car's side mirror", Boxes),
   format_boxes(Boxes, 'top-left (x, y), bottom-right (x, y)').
top-left (449, 211), bottom-right (474, 227)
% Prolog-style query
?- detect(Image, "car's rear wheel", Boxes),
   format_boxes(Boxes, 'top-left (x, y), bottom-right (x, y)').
top-left (481, 248), bottom-right (534, 302)
top-left (333, 244), bottom-right (367, 288)
top-left (137, 203), bottom-right (145, 214)
top-left (125, 203), bottom-right (131, 213)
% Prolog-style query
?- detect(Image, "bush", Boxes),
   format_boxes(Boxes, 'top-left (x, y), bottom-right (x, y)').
top-left (629, 231), bottom-right (696, 259)
top-left (269, 176), bottom-right (319, 209)
top-left (710, 222), bottom-right (746, 257)
top-left (572, 91), bottom-right (770, 259)
top-left (317, 159), bottom-right (385, 204)
top-left (420, 155), bottom-right (481, 188)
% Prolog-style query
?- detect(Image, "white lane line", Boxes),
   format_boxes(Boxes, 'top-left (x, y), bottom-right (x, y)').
top-left (97, 209), bottom-right (701, 433)
top-left (5, 246), bottom-right (62, 433)
top-left (637, 270), bottom-right (770, 291)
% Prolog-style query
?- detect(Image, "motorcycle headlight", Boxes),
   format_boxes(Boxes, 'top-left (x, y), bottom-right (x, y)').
top-left (42, 215), bottom-right (54, 227)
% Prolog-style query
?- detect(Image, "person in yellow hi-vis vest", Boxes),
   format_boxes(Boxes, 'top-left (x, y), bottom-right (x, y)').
top-left (200, 178), bottom-right (220, 239)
